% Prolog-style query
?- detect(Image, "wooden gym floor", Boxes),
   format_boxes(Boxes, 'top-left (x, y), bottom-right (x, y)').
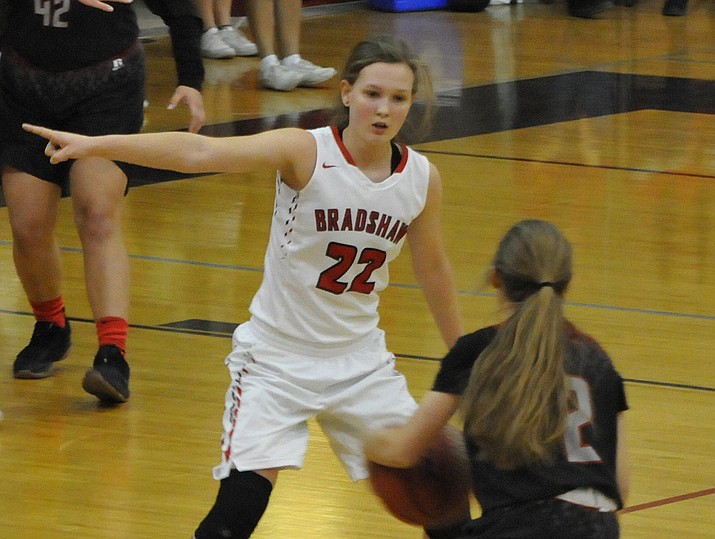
top-left (0, 1), bottom-right (713, 537)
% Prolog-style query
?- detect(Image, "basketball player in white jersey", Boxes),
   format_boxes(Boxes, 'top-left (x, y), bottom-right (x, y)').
top-left (24, 35), bottom-right (465, 539)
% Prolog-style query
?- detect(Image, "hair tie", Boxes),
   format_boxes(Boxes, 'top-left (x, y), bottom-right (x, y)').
top-left (537, 281), bottom-right (554, 289)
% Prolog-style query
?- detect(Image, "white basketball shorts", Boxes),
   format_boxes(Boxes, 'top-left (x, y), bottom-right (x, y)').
top-left (212, 321), bottom-right (418, 482)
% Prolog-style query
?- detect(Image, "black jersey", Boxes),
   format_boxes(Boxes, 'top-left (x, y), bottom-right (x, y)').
top-left (2, 0), bottom-right (202, 89)
top-left (432, 322), bottom-right (628, 513)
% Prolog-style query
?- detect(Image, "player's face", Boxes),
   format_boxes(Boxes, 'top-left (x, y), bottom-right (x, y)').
top-left (341, 62), bottom-right (415, 142)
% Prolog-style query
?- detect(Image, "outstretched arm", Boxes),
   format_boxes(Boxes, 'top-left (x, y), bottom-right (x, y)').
top-left (22, 124), bottom-right (316, 189)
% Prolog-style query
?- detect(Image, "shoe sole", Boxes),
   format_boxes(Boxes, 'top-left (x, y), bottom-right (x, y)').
top-left (298, 75), bottom-right (336, 88)
top-left (201, 51), bottom-right (236, 59)
top-left (13, 346), bottom-right (71, 379)
top-left (261, 78), bottom-right (302, 91)
top-left (82, 369), bottom-right (128, 404)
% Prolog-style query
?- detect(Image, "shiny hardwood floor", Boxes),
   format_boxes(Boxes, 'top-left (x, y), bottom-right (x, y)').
top-left (1, 1), bottom-right (714, 537)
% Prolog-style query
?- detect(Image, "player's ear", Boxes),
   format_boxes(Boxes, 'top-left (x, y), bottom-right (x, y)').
top-left (489, 267), bottom-right (500, 290)
top-left (340, 80), bottom-right (352, 107)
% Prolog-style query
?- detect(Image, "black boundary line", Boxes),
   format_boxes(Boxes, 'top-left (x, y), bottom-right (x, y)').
top-left (2, 310), bottom-right (713, 393)
top-left (420, 149), bottom-right (715, 181)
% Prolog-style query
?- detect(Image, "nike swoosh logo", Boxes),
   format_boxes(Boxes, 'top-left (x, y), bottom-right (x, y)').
top-left (322, 163), bottom-right (338, 169)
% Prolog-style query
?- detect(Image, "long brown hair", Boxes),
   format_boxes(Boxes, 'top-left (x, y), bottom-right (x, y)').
top-left (462, 220), bottom-right (573, 469)
top-left (332, 34), bottom-right (435, 143)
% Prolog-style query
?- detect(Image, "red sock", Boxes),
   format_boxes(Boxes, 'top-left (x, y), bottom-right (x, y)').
top-left (30, 296), bottom-right (66, 328)
top-left (96, 317), bottom-right (128, 356)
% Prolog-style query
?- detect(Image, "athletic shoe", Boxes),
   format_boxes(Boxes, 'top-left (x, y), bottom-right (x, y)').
top-left (259, 63), bottom-right (304, 91)
top-left (201, 28), bottom-right (235, 59)
top-left (82, 345), bottom-right (130, 404)
top-left (282, 58), bottom-right (337, 87)
top-left (13, 320), bottom-right (71, 379)
top-left (218, 26), bottom-right (257, 57)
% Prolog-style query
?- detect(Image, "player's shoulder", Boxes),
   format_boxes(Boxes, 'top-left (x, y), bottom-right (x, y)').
top-left (452, 325), bottom-right (499, 356)
top-left (564, 320), bottom-right (620, 379)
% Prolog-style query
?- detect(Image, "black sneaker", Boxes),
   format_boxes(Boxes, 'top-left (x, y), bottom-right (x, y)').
top-left (82, 345), bottom-right (130, 404)
top-left (13, 320), bottom-right (72, 379)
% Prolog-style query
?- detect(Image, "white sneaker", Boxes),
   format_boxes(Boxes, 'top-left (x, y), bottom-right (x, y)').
top-left (201, 27), bottom-right (235, 59)
top-left (282, 58), bottom-right (337, 87)
top-left (218, 26), bottom-right (257, 57)
top-left (260, 63), bottom-right (304, 91)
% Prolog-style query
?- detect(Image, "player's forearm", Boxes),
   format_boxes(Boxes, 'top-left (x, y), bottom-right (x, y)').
top-left (419, 263), bottom-right (463, 349)
top-left (95, 132), bottom-right (215, 173)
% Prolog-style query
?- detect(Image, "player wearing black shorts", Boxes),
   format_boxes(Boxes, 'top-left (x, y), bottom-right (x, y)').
top-left (0, 0), bottom-right (204, 403)
top-left (365, 220), bottom-right (630, 538)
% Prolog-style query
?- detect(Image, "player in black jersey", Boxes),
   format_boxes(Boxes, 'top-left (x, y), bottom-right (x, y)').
top-left (365, 219), bottom-right (630, 538)
top-left (0, 0), bottom-right (205, 403)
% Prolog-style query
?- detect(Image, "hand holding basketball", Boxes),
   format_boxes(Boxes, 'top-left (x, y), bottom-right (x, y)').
top-left (367, 425), bottom-right (471, 528)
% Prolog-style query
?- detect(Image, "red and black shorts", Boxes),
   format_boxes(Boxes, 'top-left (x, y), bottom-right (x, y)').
top-left (457, 498), bottom-right (619, 538)
top-left (0, 41), bottom-right (145, 188)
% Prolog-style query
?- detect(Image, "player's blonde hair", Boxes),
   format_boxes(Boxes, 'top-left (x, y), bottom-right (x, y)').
top-left (462, 220), bottom-right (573, 469)
top-left (333, 34), bottom-right (435, 142)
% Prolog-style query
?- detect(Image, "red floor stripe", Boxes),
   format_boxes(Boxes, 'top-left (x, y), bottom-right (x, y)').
top-left (621, 487), bottom-right (715, 514)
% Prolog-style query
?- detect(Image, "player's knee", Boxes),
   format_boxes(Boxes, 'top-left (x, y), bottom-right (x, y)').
top-left (194, 470), bottom-right (273, 539)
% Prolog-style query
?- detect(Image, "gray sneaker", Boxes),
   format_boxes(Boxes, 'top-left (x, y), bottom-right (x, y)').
top-left (260, 63), bottom-right (304, 91)
top-left (283, 58), bottom-right (337, 87)
top-left (218, 26), bottom-right (257, 57)
top-left (201, 28), bottom-right (235, 59)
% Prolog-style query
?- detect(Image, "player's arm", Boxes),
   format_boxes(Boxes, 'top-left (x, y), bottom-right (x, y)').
top-left (364, 391), bottom-right (460, 468)
top-left (143, 0), bottom-right (206, 133)
top-left (22, 124), bottom-right (316, 189)
top-left (407, 163), bottom-right (463, 348)
top-left (616, 413), bottom-right (630, 506)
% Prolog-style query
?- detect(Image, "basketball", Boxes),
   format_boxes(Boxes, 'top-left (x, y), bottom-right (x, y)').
top-left (367, 425), bottom-right (471, 528)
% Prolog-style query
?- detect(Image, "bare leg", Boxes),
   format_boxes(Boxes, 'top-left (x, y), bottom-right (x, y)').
top-left (246, 0), bottom-right (276, 58)
top-left (213, 0), bottom-right (234, 27)
top-left (274, 0), bottom-right (301, 58)
top-left (193, 0), bottom-right (217, 30)
top-left (69, 158), bottom-right (129, 321)
top-left (2, 166), bottom-right (63, 303)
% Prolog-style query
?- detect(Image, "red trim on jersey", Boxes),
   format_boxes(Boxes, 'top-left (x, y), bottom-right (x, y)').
top-left (329, 125), bottom-right (410, 173)
top-left (394, 143), bottom-right (409, 173)
top-left (330, 125), bottom-right (355, 165)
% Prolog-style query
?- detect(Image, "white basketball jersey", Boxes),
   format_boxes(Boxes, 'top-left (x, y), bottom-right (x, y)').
top-left (248, 126), bottom-right (431, 348)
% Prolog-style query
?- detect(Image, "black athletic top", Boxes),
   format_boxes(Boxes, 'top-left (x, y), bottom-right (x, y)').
top-left (1, 0), bottom-right (203, 90)
top-left (433, 322), bottom-right (628, 512)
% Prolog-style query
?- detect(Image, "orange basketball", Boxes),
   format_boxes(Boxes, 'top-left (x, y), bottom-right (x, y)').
top-left (367, 426), bottom-right (471, 528)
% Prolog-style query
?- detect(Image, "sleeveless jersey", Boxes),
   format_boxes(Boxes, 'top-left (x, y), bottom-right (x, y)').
top-left (248, 126), bottom-right (431, 350)
top-left (432, 322), bottom-right (628, 511)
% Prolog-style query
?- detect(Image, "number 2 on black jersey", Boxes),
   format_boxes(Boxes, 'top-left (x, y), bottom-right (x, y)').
top-left (317, 242), bottom-right (387, 295)
top-left (35, 0), bottom-right (70, 28)
top-left (565, 376), bottom-right (602, 463)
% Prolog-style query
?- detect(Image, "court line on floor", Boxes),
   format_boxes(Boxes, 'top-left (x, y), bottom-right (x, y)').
top-left (1, 310), bottom-right (713, 393)
top-left (620, 487), bottom-right (715, 514)
top-left (421, 149), bottom-right (715, 181)
top-left (2, 241), bottom-right (711, 323)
